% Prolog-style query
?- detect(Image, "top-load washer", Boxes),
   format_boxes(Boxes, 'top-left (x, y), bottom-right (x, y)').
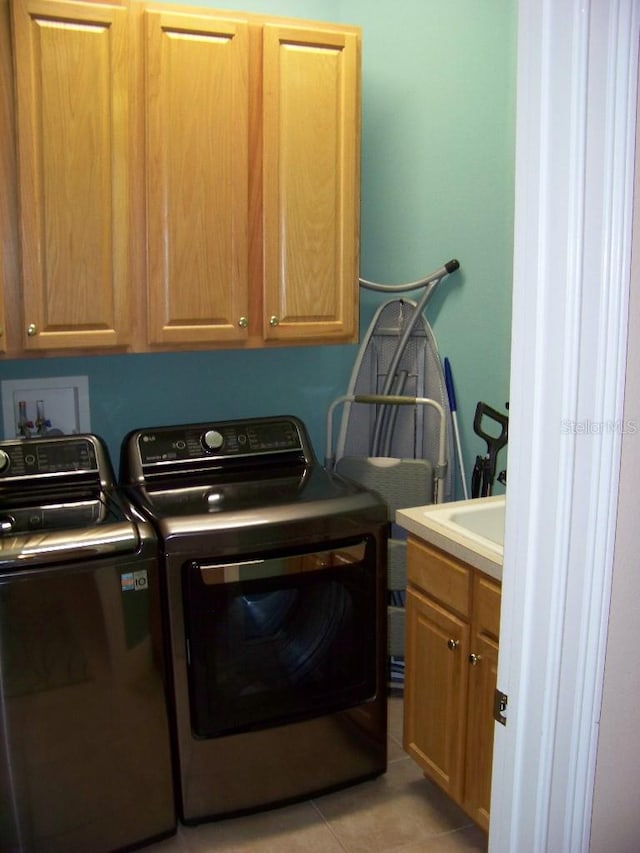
top-left (0, 434), bottom-right (175, 852)
top-left (119, 415), bottom-right (389, 824)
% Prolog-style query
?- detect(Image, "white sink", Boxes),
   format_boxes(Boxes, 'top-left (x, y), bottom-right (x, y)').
top-left (396, 494), bottom-right (505, 579)
top-left (436, 497), bottom-right (505, 547)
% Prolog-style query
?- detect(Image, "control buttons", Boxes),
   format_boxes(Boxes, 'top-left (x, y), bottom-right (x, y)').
top-left (203, 430), bottom-right (224, 451)
top-left (0, 450), bottom-right (9, 474)
top-left (0, 515), bottom-right (15, 534)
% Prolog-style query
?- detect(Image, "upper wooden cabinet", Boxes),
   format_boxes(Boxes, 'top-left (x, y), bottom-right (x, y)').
top-left (11, 0), bottom-right (133, 351)
top-left (0, 0), bottom-right (15, 355)
top-left (144, 9), bottom-right (250, 345)
top-left (262, 23), bottom-right (359, 342)
top-left (3, 1), bottom-right (361, 357)
top-left (145, 9), bottom-right (360, 347)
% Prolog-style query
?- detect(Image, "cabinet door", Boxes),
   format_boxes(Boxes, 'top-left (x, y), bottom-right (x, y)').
top-left (12, 0), bottom-right (132, 350)
top-left (0, 1), bottom-right (11, 354)
top-left (463, 574), bottom-right (501, 831)
top-left (262, 23), bottom-right (359, 343)
top-left (145, 10), bottom-right (249, 345)
top-left (0, 277), bottom-right (4, 353)
top-left (403, 586), bottom-right (469, 801)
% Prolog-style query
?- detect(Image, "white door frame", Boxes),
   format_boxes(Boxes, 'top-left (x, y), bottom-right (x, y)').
top-left (490, 2), bottom-right (639, 851)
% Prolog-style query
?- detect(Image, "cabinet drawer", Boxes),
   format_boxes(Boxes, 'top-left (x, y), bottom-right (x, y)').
top-left (474, 573), bottom-right (501, 639)
top-left (407, 538), bottom-right (471, 618)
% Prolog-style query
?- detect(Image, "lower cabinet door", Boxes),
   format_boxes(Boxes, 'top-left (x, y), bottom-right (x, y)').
top-left (403, 586), bottom-right (469, 801)
top-left (463, 630), bottom-right (499, 831)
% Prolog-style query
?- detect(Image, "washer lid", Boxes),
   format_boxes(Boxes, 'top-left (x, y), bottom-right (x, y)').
top-left (123, 464), bottom-right (388, 545)
top-left (0, 435), bottom-right (141, 571)
top-left (0, 518), bottom-right (140, 571)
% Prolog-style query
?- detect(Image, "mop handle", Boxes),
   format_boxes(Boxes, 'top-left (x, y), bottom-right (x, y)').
top-left (444, 358), bottom-right (469, 500)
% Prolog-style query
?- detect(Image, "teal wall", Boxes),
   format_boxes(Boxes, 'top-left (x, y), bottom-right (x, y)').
top-left (352, 0), bottom-right (516, 492)
top-left (0, 1), bottom-right (516, 494)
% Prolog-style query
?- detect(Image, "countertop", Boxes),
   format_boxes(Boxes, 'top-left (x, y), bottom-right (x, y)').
top-left (396, 495), bottom-right (504, 582)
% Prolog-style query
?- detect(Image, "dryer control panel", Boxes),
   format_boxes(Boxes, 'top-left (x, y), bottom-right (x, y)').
top-left (121, 416), bottom-right (314, 484)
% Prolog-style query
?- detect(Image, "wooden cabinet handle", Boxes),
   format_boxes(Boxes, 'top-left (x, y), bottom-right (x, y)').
top-left (447, 638), bottom-right (459, 651)
top-left (469, 653), bottom-right (482, 665)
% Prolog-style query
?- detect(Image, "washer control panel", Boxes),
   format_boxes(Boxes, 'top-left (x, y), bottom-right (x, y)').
top-left (0, 437), bottom-right (99, 482)
top-left (134, 417), bottom-right (308, 469)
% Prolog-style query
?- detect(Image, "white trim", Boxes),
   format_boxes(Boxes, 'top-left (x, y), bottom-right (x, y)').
top-left (490, 1), bottom-right (638, 851)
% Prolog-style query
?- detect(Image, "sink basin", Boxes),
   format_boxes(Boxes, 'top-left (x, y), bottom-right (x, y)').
top-left (443, 498), bottom-right (505, 547)
top-left (396, 494), bottom-right (505, 578)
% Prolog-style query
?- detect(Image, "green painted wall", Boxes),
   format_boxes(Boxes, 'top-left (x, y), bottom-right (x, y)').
top-left (0, 0), bottom-right (515, 494)
top-left (352, 0), bottom-right (516, 493)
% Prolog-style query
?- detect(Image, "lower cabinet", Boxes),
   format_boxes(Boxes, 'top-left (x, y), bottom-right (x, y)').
top-left (403, 536), bottom-right (501, 832)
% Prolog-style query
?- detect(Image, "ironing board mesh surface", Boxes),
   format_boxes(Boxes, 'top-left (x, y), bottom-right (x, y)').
top-left (334, 457), bottom-right (433, 517)
top-left (335, 299), bottom-right (454, 502)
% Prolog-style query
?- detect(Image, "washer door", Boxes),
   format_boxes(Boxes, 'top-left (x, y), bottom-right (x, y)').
top-left (182, 537), bottom-right (379, 738)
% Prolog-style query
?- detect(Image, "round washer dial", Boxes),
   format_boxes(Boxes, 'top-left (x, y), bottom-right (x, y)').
top-left (203, 430), bottom-right (224, 451)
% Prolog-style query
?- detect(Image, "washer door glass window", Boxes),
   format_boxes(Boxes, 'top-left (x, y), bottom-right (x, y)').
top-left (182, 537), bottom-right (378, 738)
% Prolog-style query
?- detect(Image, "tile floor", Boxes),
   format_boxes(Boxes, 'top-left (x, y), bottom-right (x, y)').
top-left (145, 695), bottom-right (488, 852)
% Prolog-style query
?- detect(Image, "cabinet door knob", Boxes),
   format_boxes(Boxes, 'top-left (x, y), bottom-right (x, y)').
top-left (469, 653), bottom-right (482, 666)
top-left (27, 323), bottom-right (37, 336)
top-left (269, 315), bottom-right (279, 327)
top-left (238, 316), bottom-right (248, 328)
top-left (447, 638), bottom-right (459, 651)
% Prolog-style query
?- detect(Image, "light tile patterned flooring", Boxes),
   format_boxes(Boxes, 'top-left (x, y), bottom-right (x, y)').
top-left (146, 695), bottom-right (487, 852)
